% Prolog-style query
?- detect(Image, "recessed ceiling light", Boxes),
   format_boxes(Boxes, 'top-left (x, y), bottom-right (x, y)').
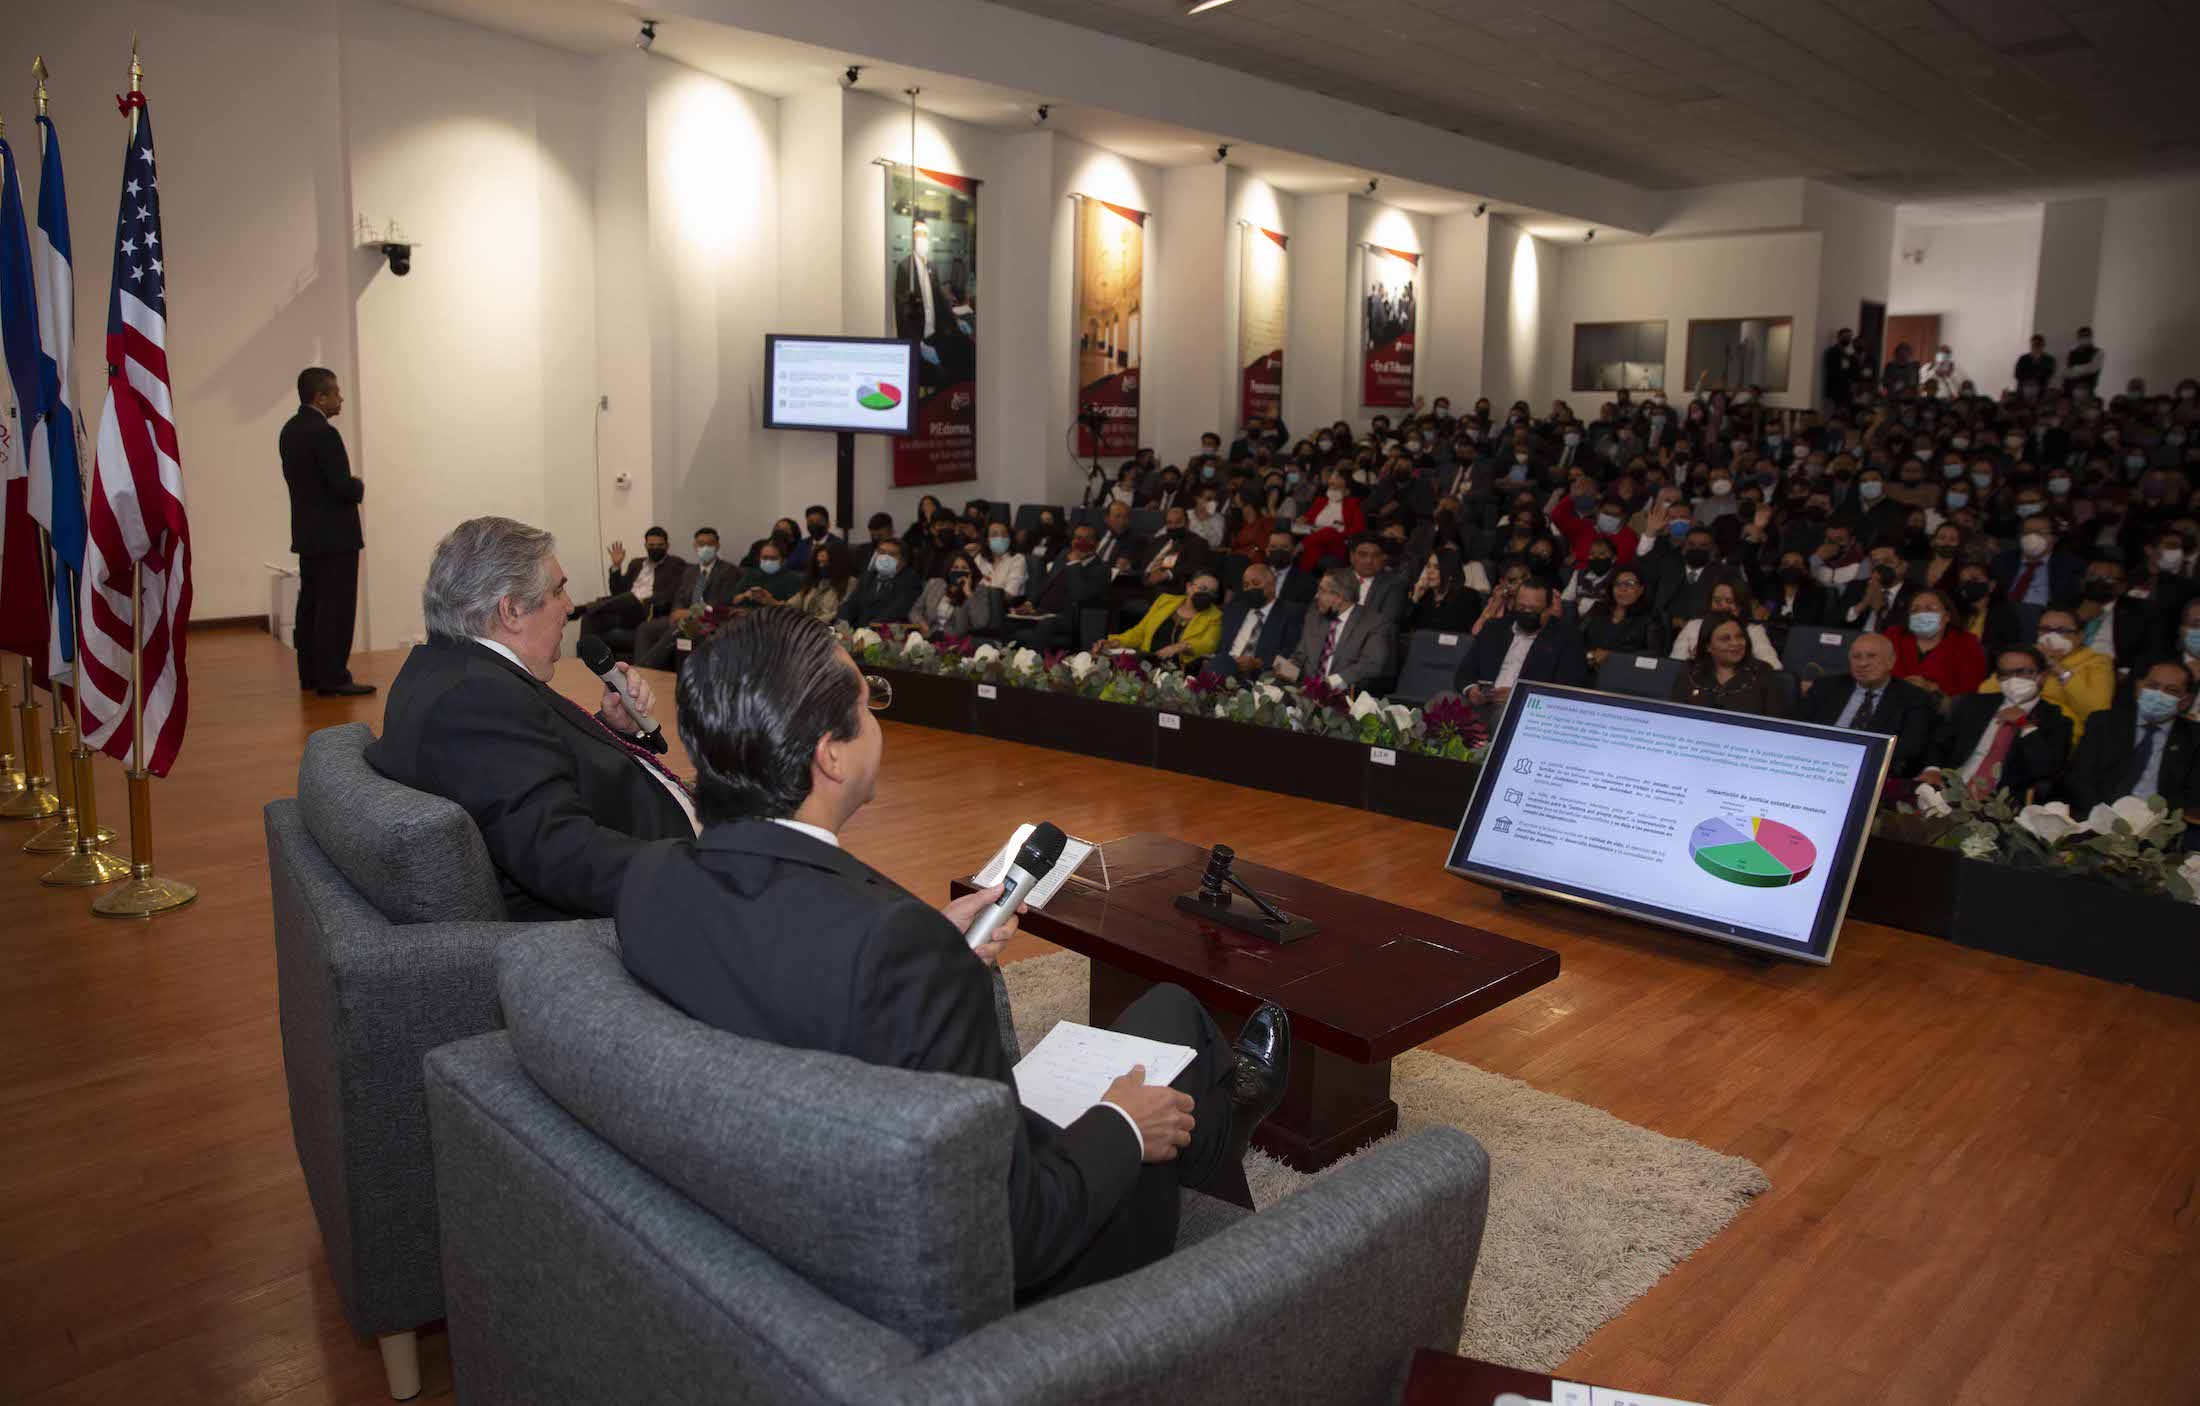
top-left (1186, 0), bottom-right (1239, 13)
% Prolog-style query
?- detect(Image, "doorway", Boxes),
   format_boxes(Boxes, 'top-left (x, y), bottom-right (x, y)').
top-left (1884, 313), bottom-right (1939, 368)
top-left (1856, 301), bottom-right (1885, 376)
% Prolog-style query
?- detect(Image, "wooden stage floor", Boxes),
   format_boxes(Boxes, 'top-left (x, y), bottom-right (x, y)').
top-left (2, 628), bottom-right (2194, 1404)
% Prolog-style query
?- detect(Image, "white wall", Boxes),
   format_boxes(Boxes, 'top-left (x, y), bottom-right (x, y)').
top-left (1148, 162), bottom-right (1227, 466)
top-left (2090, 178), bottom-right (2200, 393)
top-left (1802, 182), bottom-right (1894, 404)
top-left (2031, 197), bottom-right (2104, 353)
top-left (1482, 216), bottom-right (1558, 409)
top-left (1220, 167), bottom-right (1294, 436)
top-left (1420, 210), bottom-right (1490, 407)
top-left (1888, 212), bottom-right (2043, 394)
top-left (1542, 230), bottom-right (1823, 411)
top-left (1285, 194), bottom-right (1349, 434)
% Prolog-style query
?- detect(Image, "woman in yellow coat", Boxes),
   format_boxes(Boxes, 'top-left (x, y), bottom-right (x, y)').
top-left (1105, 571), bottom-right (1225, 666)
top-left (1977, 605), bottom-right (2114, 740)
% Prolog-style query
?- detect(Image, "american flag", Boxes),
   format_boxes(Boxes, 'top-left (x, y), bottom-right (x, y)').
top-left (77, 94), bottom-right (191, 775)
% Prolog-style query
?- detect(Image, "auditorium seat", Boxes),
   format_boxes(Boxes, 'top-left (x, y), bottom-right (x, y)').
top-left (1390, 630), bottom-right (1473, 706)
top-left (1595, 652), bottom-right (1685, 700)
top-left (1013, 503), bottom-right (1065, 535)
top-left (265, 722), bottom-right (612, 1400)
top-left (1130, 507), bottom-right (1164, 538)
top-left (426, 925), bottom-right (1491, 1406)
top-left (1781, 624), bottom-right (1859, 687)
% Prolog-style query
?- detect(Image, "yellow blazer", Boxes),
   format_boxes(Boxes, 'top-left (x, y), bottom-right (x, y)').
top-left (1978, 644), bottom-right (2113, 741)
top-left (1107, 594), bottom-right (1223, 660)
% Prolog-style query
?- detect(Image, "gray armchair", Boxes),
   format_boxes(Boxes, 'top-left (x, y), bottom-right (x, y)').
top-left (266, 722), bottom-right (610, 1399)
top-left (425, 925), bottom-right (1490, 1405)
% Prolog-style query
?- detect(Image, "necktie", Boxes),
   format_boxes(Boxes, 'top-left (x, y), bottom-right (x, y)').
top-left (1851, 688), bottom-right (1878, 729)
top-left (2120, 723), bottom-right (2166, 798)
top-left (545, 687), bottom-right (692, 796)
top-left (1317, 618), bottom-right (1340, 675)
top-left (1975, 715), bottom-right (2021, 793)
top-left (2011, 561), bottom-right (2038, 601)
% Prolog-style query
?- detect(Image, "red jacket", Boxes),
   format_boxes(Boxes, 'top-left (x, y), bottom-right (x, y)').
top-left (1886, 625), bottom-right (1987, 698)
top-left (1550, 494), bottom-right (1637, 568)
top-left (1296, 495), bottom-right (1367, 572)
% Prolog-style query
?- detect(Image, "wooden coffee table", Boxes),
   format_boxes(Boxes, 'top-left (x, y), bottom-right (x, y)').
top-left (956, 833), bottom-right (1560, 1170)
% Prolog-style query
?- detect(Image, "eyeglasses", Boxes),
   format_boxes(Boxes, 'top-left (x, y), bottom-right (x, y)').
top-left (864, 674), bottom-right (893, 712)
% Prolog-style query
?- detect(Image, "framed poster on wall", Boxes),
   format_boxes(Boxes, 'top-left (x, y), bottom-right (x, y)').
top-left (1238, 225), bottom-right (1288, 427)
top-left (1073, 196), bottom-right (1146, 459)
top-left (1361, 244), bottom-right (1418, 407)
top-left (884, 162), bottom-right (979, 487)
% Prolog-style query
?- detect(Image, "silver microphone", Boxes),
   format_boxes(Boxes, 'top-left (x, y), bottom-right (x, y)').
top-left (967, 822), bottom-right (1067, 948)
top-left (575, 635), bottom-right (659, 733)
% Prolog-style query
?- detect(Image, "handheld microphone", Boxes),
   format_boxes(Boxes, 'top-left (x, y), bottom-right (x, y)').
top-left (967, 821), bottom-right (1067, 949)
top-left (575, 635), bottom-right (659, 734)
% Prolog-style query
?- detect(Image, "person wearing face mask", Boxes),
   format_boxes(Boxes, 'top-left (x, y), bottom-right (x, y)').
top-left (1920, 647), bottom-right (2074, 802)
top-left (1546, 474), bottom-right (1637, 570)
top-left (1983, 606), bottom-right (2110, 740)
top-left (2128, 529), bottom-right (2197, 638)
top-left (2061, 660), bottom-right (2200, 821)
top-left (636, 528), bottom-right (749, 669)
top-left (1886, 587), bottom-right (1987, 699)
top-left (1989, 512), bottom-right (2084, 637)
top-left (1668, 571), bottom-right (1782, 667)
top-left (1920, 524), bottom-right (1969, 595)
top-left (1456, 577), bottom-right (1584, 720)
top-left (1259, 528), bottom-right (1317, 606)
top-left (2013, 335), bottom-right (2057, 396)
top-left (1823, 327), bottom-right (1861, 407)
top-left (2061, 326), bottom-right (2102, 397)
top-left (788, 505), bottom-right (844, 575)
top-left (1850, 468), bottom-right (1908, 540)
top-left (1838, 543), bottom-right (1913, 635)
top-left (1293, 471), bottom-right (1366, 571)
top-left (791, 538), bottom-right (858, 624)
top-left (1137, 506), bottom-right (1213, 594)
top-left (1765, 551), bottom-right (1834, 633)
top-left (1798, 633), bottom-right (1935, 777)
top-left (1693, 463), bottom-right (1744, 523)
top-left (1009, 526), bottom-right (1111, 650)
top-left (1203, 563), bottom-right (1306, 681)
top-left (1579, 564), bottom-right (1666, 674)
top-left (369, 517), bottom-right (691, 920)
top-left (1951, 564), bottom-right (2023, 658)
top-left (578, 525), bottom-right (686, 659)
top-left (2177, 597), bottom-right (2200, 697)
top-left (2069, 556), bottom-right (2150, 674)
top-left (909, 553), bottom-right (1005, 640)
top-left (837, 539), bottom-right (922, 629)
top-left (968, 518), bottom-right (1028, 600)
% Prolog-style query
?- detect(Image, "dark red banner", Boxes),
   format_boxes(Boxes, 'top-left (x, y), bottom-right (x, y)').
top-left (1241, 349), bottom-right (1283, 425)
top-left (894, 379), bottom-right (976, 487)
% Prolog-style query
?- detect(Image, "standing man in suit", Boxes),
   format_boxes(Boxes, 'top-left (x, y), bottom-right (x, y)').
top-left (894, 220), bottom-right (974, 392)
top-left (1277, 568), bottom-right (1393, 691)
top-left (281, 367), bottom-right (371, 697)
top-left (1919, 646), bottom-right (2075, 802)
top-left (837, 539), bottom-right (923, 629)
top-left (367, 517), bottom-right (697, 919)
top-left (1798, 633), bottom-right (1935, 778)
top-left (619, 610), bottom-right (1289, 1297)
top-left (1202, 563), bottom-right (1304, 681)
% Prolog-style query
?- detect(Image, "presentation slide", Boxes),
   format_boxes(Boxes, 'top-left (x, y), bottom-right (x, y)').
top-left (1447, 684), bottom-right (1890, 962)
top-left (763, 335), bottom-right (916, 435)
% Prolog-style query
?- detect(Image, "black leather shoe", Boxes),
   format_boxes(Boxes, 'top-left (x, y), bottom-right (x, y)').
top-left (316, 682), bottom-right (377, 697)
top-left (1224, 1003), bottom-right (1291, 1171)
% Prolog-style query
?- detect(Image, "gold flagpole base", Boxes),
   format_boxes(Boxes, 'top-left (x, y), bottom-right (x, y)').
top-left (42, 847), bottom-right (135, 887)
top-left (0, 760), bottom-right (25, 795)
top-left (0, 779), bottom-right (59, 819)
top-left (25, 806), bottom-right (116, 854)
top-left (91, 866), bottom-right (198, 918)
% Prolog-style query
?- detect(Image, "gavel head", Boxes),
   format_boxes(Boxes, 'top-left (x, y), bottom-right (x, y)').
top-left (1199, 844), bottom-right (1236, 900)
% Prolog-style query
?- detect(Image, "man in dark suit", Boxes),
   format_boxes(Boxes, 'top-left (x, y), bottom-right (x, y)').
top-left (1262, 529), bottom-right (1317, 607)
top-left (1089, 501), bottom-right (1146, 584)
top-left (837, 539), bottom-right (922, 629)
top-left (1798, 633), bottom-right (1935, 778)
top-left (1346, 536), bottom-right (1409, 628)
top-left (1202, 563), bottom-right (1304, 681)
top-left (1989, 513), bottom-right (2085, 634)
top-left (1008, 525), bottom-right (1110, 650)
top-left (576, 526), bottom-right (685, 658)
top-left (1455, 579), bottom-right (1587, 719)
top-left (1135, 506), bottom-right (1212, 592)
top-left (634, 528), bottom-right (743, 669)
top-left (367, 516), bottom-right (696, 919)
top-left (281, 367), bottom-right (371, 696)
top-left (1920, 646), bottom-right (2075, 801)
top-left (618, 609), bottom-right (1288, 1298)
top-left (2062, 661), bottom-right (2200, 818)
top-left (893, 220), bottom-right (973, 392)
top-left (1280, 568), bottom-right (1393, 691)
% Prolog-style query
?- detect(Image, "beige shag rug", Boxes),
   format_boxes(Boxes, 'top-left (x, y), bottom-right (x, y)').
top-left (1002, 950), bottom-right (1769, 1372)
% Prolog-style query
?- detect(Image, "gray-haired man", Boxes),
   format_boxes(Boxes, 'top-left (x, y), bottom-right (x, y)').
top-left (1276, 567), bottom-right (1395, 692)
top-left (367, 516), bottom-right (699, 919)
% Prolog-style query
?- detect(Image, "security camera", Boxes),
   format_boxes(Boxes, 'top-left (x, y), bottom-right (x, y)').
top-left (1215, 144), bottom-right (1230, 163)
top-left (1033, 104), bottom-right (1050, 126)
top-left (841, 65), bottom-right (861, 89)
top-left (1474, 202), bottom-right (1487, 217)
top-left (636, 20), bottom-right (656, 50)
top-left (380, 242), bottom-right (413, 276)
top-left (1584, 228), bottom-right (1596, 242)
top-left (1366, 178), bottom-right (1379, 195)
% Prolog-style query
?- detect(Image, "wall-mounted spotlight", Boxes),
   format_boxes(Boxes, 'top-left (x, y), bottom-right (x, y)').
top-left (1366, 177), bottom-right (1380, 195)
top-left (1584, 228), bottom-right (1597, 242)
top-left (636, 20), bottom-right (657, 51)
top-left (1186, 0), bottom-right (1240, 13)
top-left (1214, 144), bottom-right (1230, 163)
top-left (1473, 202), bottom-right (1487, 218)
top-left (1033, 104), bottom-right (1051, 126)
top-left (841, 65), bottom-right (862, 89)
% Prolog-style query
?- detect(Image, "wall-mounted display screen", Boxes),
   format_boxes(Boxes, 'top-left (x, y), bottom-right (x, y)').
top-left (1445, 683), bottom-right (1891, 964)
top-left (762, 334), bottom-right (917, 436)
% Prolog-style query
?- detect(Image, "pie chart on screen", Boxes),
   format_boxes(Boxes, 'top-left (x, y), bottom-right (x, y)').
top-left (856, 381), bottom-right (903, 411)
top-left (1688, 815), bottom-right (1817, 887)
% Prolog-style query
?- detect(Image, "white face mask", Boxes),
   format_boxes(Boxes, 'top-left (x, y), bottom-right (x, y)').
top-left (913, 238), bottom-right (930, 261)
top-left (2037, 631), bottom-right (2071, 657)
top-left (2000, 675), bottom-right (2040, 706)
top-left (2020, 532), bottom-right (2050, 558)
top-left (2157, 548), bottom-right (2186, 571)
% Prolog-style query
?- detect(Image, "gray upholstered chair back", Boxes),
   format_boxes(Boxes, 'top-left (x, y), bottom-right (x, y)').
top-left (297, 722), bottom-right (505, 923)
top-left (499, 926), bottom-right (1021, 1349)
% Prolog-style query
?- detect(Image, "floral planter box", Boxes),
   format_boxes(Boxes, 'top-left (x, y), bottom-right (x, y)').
top-left (1364, 749), bottom-right (1478, 830)
top-left (868, 666), bottom-right (978, 734)
top-left (1849, 838), bottom-right (2196, 1001)
top-left (1152, 713), bottom-right (1366, 809)
top-left (977, 687), bottom-right (1157, 768)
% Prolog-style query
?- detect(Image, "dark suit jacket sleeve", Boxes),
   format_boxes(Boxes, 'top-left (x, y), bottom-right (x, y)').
top-left (317, 421), bottom-right (364, 505)
top-left (2063, 720), bottom-right (2117, 812)
top-left (855, 906), bottom-right (1141, 1290)
top-left (417, 674), bottom-right (663, 917)
top-left (1890, 688), bottom-right (1935, 778)
top-left (1547, 627), bottom-right (1588, 686)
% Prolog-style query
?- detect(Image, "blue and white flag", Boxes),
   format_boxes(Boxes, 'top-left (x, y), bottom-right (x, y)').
top-left (31, 112), bottom-right (85, 676)
top-left (0, 133), bottom-right (52, 676)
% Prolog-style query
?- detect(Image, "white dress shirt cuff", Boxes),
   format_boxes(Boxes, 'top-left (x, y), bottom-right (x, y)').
top-left (1097, 1099), bottom-right (1145, 1158)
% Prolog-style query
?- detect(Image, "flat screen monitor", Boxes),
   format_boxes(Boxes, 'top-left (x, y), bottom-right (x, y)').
top-left (762, 334), bottom-right (917, 436)
top-left (1445, 683), bottom-right (1892, 964)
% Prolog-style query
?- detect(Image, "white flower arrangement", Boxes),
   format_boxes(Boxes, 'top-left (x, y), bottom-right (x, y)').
top-left (1958, 832), bottom-right (1997, 860)
top-left (971, 643), bottom-right (1002, 665)
top-left (1009, 647), bottom-right (1043, 675)
top-left (1913, 784), bottom-right (1952, 819)
top-left (850, 627), bottom-right (883, 650)
top-left (1066, 651), bottom-right (1099, 681)
top-left (2013, 801), bottom-right (2082, 845)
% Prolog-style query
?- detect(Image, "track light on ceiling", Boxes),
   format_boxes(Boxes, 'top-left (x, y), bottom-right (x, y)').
top-left (841, 65), bottom-right (861, 89)
top-left (1033, 104), bottom-right (1051, 126)
top-left (1366, 178), bottom-right (1380, 195)
top-left (1584, 228), bottom-right (1597, 242)
top-left (635, 20), bottom-right (657, 50)
top-left (1214, 144), bottom-right (1230, 163)
top-left (1186, 0), bottom-right (1240, 13)
top-left (1474, 202), bottom-right (1487, 217)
